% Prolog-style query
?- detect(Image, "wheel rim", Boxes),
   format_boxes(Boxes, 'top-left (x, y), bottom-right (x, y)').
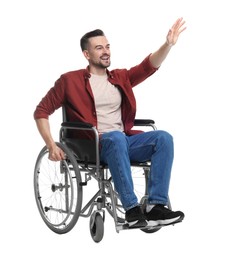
top-left (34, 148), bottom-right (78, 229)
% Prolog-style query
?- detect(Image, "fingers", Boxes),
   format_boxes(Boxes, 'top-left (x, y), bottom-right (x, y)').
top-left (167, 17), bottom-right (186, 45)
top-left (172, 17), bottom-right (186, 33)
top-left (49, 147), bottom-right (66, 161)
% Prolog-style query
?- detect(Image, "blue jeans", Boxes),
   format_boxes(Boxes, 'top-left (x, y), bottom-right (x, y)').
top-left (100, 130), bottom-right (174, 211)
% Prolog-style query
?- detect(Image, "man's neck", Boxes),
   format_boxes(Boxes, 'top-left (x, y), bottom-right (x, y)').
top-left (89, 66), bottom-right (107, 76)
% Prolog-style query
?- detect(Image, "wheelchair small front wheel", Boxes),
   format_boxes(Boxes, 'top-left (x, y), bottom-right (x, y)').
top-left (141, 226), bottom-right (161, 233)
top-left (89, 212), bottom-right (104, 243)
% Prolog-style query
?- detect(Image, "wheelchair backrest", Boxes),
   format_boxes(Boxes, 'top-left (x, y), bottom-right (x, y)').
top-left (61, 107), bottom-right (97, 164)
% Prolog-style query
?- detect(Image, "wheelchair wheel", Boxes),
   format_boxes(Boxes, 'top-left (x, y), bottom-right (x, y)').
top-left (89, 212), bottom-right (104, 243)
top-left (141, 226), bottom-right (161, 233)
top-left (105, 165), bottom-right (151, 224)
top-left (132, 164), bottom-right (149, 205)
top-left (34, 142), bottom-right (83, 234)
top-left (132, 165), bottom-right (162, 234)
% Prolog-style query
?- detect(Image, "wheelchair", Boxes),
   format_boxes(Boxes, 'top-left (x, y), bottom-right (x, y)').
top-left (34, 109), bottom-right (172, 242)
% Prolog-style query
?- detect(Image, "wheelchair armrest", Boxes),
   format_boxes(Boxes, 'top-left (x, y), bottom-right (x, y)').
top-left (62, 120), bottom-right (156, 129)
top-left (61, 121), bottom-right (93, 129)
top-left (134, 119), bottom-right (155, 126)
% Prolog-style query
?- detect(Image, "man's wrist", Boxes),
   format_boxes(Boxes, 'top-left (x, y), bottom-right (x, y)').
top-left (165, 41), bottom-right (173, 47)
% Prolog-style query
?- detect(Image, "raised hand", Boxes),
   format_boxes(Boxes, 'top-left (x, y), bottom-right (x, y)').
top-left (166, 17), bottom-right (186, 46)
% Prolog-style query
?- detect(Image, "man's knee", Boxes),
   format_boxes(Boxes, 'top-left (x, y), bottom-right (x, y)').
top-left (155, 130), bottom-right (174, 156)
top-left (158, 130), bottom-right (173, 144)
top-left (144, 130), bottom-right (173, 146)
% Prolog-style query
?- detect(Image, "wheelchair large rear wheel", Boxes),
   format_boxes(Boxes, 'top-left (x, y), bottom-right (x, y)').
top-left (34, 142), bottom-right (83, 234)
top-left (106, 165), bottom-right (153, 224)
top-left (131, 165), bottom-right (162, 234)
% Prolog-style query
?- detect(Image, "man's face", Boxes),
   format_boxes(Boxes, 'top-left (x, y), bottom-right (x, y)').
top-left (83, 36), bottom-right (111, 69)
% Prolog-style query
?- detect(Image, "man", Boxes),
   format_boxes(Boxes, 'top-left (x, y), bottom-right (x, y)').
top-left (34, 18), bottom-right (186, 228)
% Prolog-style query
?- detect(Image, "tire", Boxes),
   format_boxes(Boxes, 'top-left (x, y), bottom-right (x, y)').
top-left (141, 226), bottom-right (161, 233)
top-left (34, 142), bottom-right (83, 234)
top-left (89, 212), bottom-right (104, 243)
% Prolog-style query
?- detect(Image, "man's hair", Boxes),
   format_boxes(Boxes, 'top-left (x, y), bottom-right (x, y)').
top-left (80, 29), bottom-right (105, 51)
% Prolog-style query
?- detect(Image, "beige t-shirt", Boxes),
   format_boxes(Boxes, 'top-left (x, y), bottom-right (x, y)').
top-left (89, 74), bottom-right (124, 134)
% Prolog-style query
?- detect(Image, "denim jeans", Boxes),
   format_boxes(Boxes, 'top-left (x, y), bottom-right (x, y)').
top-left (100, 130), bottom-right (174, 211)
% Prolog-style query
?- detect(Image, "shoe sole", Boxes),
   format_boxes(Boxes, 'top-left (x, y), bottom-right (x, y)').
top-left (126, 219), bottom-right (147, 229)
top-left (147, 215), bottom-right (184, 227)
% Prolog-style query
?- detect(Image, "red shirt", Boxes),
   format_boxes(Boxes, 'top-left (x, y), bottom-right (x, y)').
top-left (34, 55), bottom-right (158, 136)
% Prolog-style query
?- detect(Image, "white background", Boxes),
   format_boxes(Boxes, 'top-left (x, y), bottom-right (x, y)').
top-left (1, 0), bottom-right (226, 259)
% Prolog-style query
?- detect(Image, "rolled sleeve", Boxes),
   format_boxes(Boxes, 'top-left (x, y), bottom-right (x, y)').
top-left (128, 54), bottom-right (159, 87)
top-left (33, 77), bottom-right (65, 120)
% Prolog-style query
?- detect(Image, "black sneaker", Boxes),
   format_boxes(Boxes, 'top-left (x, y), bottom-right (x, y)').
top-left (144, 204), bottom-right (184, 227)
top-left (125, 206), bottom-right (147, 228)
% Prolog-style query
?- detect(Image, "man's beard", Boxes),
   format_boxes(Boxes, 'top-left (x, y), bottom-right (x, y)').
top-left (91, 55), bottom-right (111, 69)
top-left (93, 59), bottom-right (111, 69)
top-left (99, 61), bottom-right (111, 69)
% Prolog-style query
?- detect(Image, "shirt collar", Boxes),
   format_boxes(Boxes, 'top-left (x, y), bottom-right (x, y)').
top-left (84, 66), bottom-right (114, 79)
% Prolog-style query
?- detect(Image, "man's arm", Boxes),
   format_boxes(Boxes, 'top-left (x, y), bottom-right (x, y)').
top-left (149, 17), bottom-right (186, 68)
top-left (35, 118), bottom-right (65, 161)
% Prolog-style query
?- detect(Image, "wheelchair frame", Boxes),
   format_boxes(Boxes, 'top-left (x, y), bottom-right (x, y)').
top-left (34, 112), bottom-right (170, 242)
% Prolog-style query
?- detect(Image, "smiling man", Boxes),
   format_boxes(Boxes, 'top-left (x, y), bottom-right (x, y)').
top-left (34, 18), bottom-right (186, 228)
top-left (82, 34), bottom-right (111, 71)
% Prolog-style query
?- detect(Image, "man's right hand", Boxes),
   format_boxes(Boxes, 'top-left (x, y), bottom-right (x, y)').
top-left (48, 144), bottom-right (66, 161)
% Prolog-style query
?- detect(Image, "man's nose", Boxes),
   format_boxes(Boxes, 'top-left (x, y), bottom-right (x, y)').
top-left (103, 47), bottom-right (110, 54)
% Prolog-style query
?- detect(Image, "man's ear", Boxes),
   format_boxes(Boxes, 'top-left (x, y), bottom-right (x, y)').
top-left (83, 50), bottom-right (90, 60)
